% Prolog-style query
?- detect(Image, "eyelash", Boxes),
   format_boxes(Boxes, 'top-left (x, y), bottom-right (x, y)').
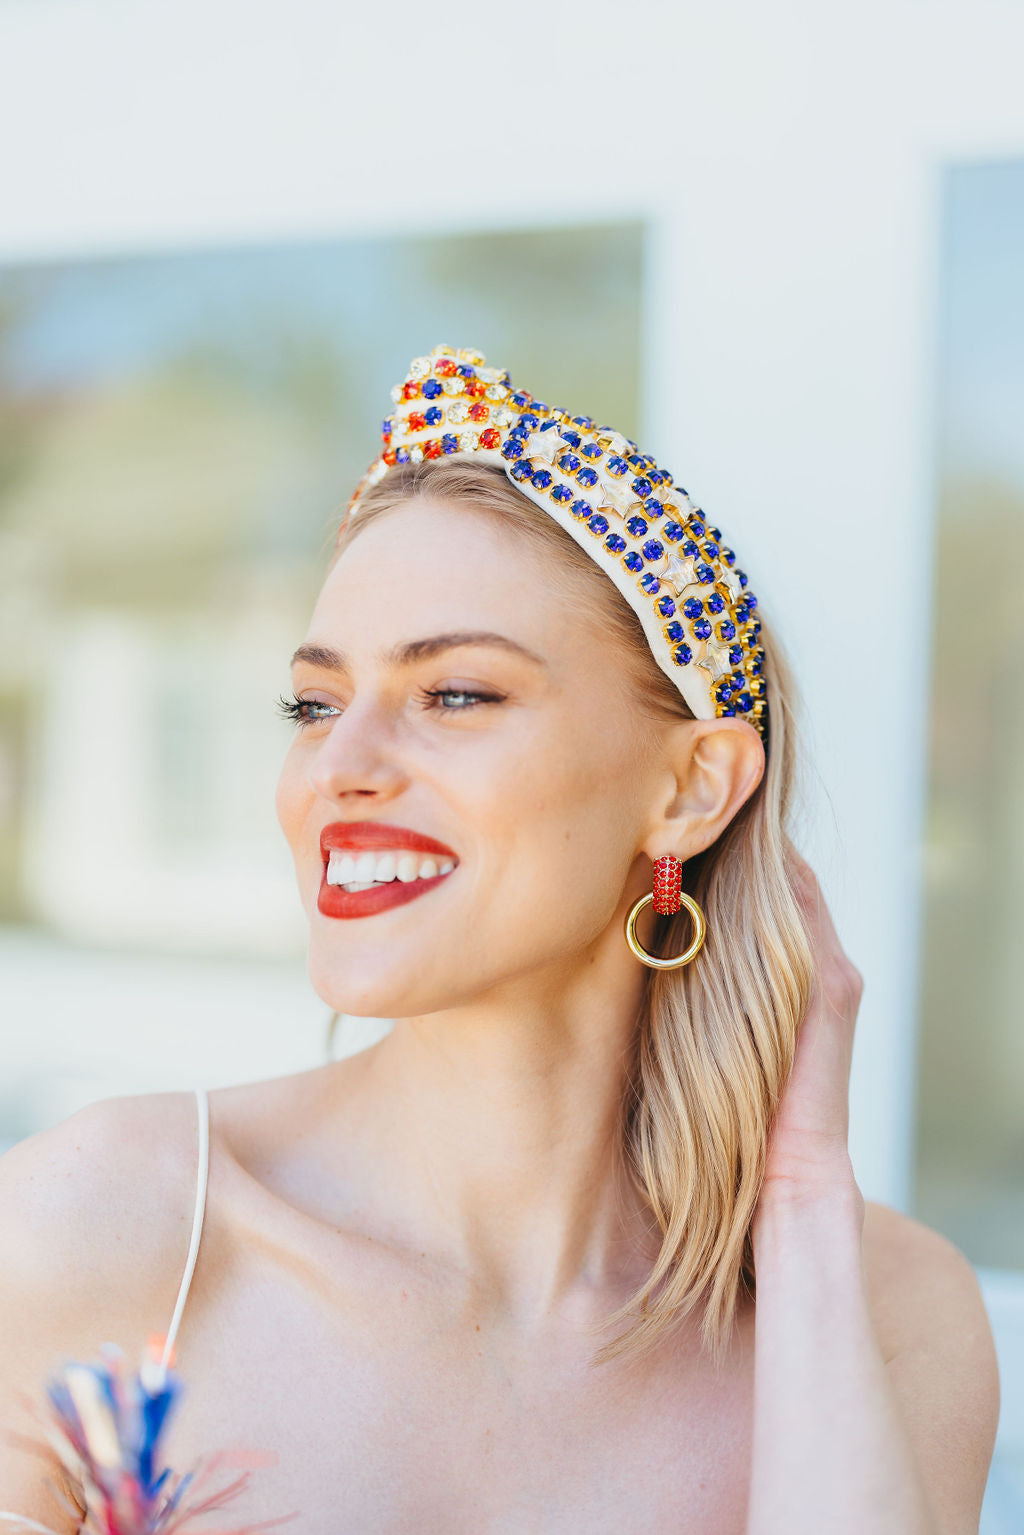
top-left (274, 688), bottom-right (503, 728)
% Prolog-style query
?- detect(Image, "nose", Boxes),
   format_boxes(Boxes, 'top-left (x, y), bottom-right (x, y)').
top-left (307, 698), bottom-right (409, 805)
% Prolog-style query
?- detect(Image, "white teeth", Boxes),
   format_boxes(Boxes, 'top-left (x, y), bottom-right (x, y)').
top-left (325, 847), bottom-right (458, 888)
top-left (374, 852), bottom-right (397, 883)
top-left (396, 852), bottom-right (419, 883)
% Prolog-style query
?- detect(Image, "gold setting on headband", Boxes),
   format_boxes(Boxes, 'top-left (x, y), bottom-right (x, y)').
top-left (346, 345), bottom-right (768, 741)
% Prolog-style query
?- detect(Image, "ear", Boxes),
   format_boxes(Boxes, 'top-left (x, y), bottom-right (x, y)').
top-left (643, 716), bottom-right (765, 862)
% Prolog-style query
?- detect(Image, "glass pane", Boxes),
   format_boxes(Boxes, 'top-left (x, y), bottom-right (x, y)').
top-left (914, 162), bottom-right (1024, 1270)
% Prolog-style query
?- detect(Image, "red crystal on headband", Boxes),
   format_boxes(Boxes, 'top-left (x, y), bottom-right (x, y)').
top-left (652, 855), bottom-right (683, 915)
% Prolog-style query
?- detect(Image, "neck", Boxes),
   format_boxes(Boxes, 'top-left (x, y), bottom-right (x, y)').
top-left (339, 953), bottom-right (660, 1323)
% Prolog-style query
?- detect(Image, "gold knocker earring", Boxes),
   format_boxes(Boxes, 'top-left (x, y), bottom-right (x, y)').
top-left (624, 854), bottom-right (707, 970)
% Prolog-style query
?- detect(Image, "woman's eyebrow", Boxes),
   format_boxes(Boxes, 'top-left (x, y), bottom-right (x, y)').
top-left (289, 631), bottom-right (548, 672)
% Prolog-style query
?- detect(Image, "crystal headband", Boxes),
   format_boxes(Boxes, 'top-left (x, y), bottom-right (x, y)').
top-left (345, 345), bottom-right (767, 741)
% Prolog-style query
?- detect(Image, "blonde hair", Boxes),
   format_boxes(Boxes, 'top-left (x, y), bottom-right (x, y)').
top-left (322, 458), bottom-right (815, 1368)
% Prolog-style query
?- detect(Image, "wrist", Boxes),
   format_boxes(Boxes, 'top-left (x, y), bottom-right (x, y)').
top-left (754, 1159), bottom-right (864, 1230)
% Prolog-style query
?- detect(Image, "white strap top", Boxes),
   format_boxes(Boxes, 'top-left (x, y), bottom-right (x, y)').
top-left (157, 1086), bottom-right (210, 1377)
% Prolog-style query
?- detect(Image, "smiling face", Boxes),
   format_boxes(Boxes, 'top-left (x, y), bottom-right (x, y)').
top-left (275, 494), bottom-right (675, 1019)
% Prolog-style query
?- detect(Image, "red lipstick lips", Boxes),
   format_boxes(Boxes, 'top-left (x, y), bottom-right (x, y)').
top-left (317, 820), bottom-right (458, 921)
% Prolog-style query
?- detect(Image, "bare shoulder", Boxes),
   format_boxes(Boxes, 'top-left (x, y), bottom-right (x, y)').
top-left (0, 1090), bottom-right (201, 1313)
top-left (0, 1091), bottom-right (202, 1527)
top-left (862, 1199), bottom-right (1000, 1532)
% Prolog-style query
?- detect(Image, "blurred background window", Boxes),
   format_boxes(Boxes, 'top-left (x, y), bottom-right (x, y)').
top-left (914, 159), bottom-right (1024, 1531)
top-left (915, 160), bottom-right (1024, 1272)
top-left (0, 223), bottom-right (643, 1142)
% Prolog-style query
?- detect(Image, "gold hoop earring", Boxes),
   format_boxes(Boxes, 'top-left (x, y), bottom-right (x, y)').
top-left (624, 855), bottom-right (707, 969)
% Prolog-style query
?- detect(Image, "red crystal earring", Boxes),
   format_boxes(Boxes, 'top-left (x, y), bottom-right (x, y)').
top-left (624, 854), bottom-right (707, 970)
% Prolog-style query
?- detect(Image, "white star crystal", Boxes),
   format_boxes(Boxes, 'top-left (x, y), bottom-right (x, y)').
top-left (717, 565), bottom-right (744, 602)
top-left (597, 429), bottom-right (634, 457)
top-left (660, 550), bottom-right (703, 594)
top-left (523, 428), bottom-right (567, 466)
top-left (595, 478), bottom-right (639, 518)
top-left (698, 637), bottom-right (734, 683)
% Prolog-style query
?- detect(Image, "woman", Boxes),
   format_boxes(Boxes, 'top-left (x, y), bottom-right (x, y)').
top-left (0, 345), bottom-right (1000, 1533)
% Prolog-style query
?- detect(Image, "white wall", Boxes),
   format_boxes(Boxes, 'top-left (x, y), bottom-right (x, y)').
top-left (3, 0), bottom-right (1024, 1208)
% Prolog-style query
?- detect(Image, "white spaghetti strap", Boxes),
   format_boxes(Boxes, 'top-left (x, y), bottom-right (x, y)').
top-left (158, 1086), bottom-right (210, 1376)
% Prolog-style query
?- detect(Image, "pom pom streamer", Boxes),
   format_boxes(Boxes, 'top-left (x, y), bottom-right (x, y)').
top-left (0, 1341), bottom-right (298, 1534)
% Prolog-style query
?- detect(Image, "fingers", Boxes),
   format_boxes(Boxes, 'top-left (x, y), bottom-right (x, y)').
top-left (785, 845), bottom-right (865, 1017)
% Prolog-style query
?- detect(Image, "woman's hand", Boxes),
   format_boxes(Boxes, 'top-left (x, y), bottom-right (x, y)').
top-left (758, 850), bottom-right (865, 1210)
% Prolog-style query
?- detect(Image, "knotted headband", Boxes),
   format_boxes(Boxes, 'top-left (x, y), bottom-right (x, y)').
top-left (346, 344), bottom-right (768, 742)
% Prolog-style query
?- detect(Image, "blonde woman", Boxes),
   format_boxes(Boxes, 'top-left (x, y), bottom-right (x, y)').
top-left (0, 348), bottom-right (1000, 1534)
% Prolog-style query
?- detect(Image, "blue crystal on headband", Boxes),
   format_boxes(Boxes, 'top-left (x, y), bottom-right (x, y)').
top-left (424, 406), bottom-right (443, 426)
top-left (719, 619), bottom-right (737, 640)
top-left (688, 518), bottom-right (705, 537)
top-left (502, 438), bottom-right (524, 460)
top-left (623, 551), bottom-right (643, 572)
top-left (662, 522), bottom-right (684, 542)
top-left (695, 562), bottom-right (715, 584)
top-left (703, 541), bottom-right (720, 560)
top-left (607, 456), bottom-right (629, 477)
top-left (746, 653), bottom-right (763, 676)
top-left (693, 619), bottom-right (712, 641)
top-left (715, 681), bottom-right (734, 704)
top-left (605, 533), bottom-right (627, 553)
top-left (396, 447), bottom-right (410, 463)
top-left (721, 546), bottom-right (736, 566)
top-left (551, 484), bottom-right (572, 503)
top-left (511, 391), bottom-right (531, 407)
top-left (708, 524), bottom-right (723, 541)
top-left (631, 477), bottom-right (652, 499)
top-left (576, 467), bottom-right (598, 488)
top-left (510, 459), bottom-right (533, 481)
top-left (532, 469), bottom-right (553, 490)
top-left (442, 434), bottom-right (459, 454)
top-left (665, 621), bottom-right (685, 642)
top-left (681, 540), bottom-right (699, 558)
top-left (729, 645), bottom-right (744, 665)
top-left (657, 596), bottom-right (676, 617)
top-left (571, 499), bottom-right (592, 519)
top-left (519, 412), bottom-right (540, 431)
top-left (588, 513), bottom-right (609, 534)
top-left (560, 429), bottom-right (581, 448)
top-left (643, 497), bottom-right (663, 518)
top-left (738, 570), bottom-right (750, 589)
top-left (581, 443), bottom-right (604, 460)
top-left (642, 539), bottom-right (664, 562)
top-left (639, 573), bottom-right (660, 594)
top-left (573, 415), bottom-right (594, 428)
top-left (735, 692), bottom-right (754, 713)
top-left (627, 455), bottom-right (647, 472)
top-left (625, 516), bottom-right (648, 538)
top-left (421, 379), bottom-right (443, 399)
top-left (683, 598), bottom-right (703, 620)
top-left (558, 453), bottom-right (581, 473)
top-left (381, 418), bottom-right (393, 437)
top-left (707, 591), bottom-right (725, 615)
top-left (673, 643), bottom-right (693, 665)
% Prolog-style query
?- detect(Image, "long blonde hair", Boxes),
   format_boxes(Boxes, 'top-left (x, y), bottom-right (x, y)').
top-left (322, 458), bottom-right (815, 1368)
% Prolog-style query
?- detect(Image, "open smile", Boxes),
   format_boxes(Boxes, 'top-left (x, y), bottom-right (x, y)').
top-left (316, 820), bottom-right (459, 922)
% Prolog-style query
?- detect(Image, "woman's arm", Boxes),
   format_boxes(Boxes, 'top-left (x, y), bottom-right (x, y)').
top-left (744, 858), bottom-right (1000, 1535)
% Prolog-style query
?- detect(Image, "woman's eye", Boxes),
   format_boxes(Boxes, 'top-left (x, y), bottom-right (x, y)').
top-left (422, 687), bottom-right (503, 712)
top-left (274, 693), bottom-right (340, 729)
